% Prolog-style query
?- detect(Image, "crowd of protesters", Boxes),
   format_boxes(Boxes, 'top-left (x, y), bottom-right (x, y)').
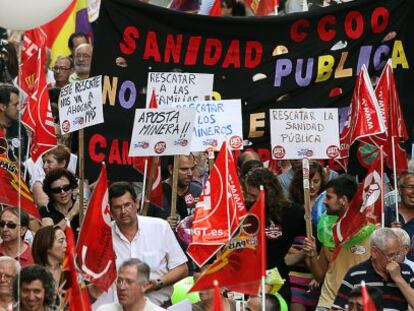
top-left (0, 0), bottom-right (414, 310)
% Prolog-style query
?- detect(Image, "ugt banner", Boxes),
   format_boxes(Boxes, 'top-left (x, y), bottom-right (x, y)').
top-left (85, 0), bottom-right (414, 180)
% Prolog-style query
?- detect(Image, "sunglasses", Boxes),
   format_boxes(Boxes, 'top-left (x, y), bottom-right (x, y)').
top-left (0, 221), bottom-right (19, 229)
top-left (50, 184), bottom-right (72, 194)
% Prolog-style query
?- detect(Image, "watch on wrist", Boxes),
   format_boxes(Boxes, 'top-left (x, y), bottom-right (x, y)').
top-left (156, 278), bottom-right (164, 289)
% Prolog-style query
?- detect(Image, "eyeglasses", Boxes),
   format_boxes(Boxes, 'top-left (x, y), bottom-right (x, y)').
top-left (0, 273), bottom-right (14, 282)
top-left (50, 184), bottom-right (72, 194)
top-left (0, 221), bottom-right (19, 229)
top-left (75, 53), bottom-right (91, 60)
top-left (53, 66), bottom-right (71, 71)
top-left (111, 202), bottom-right (135, 212)
top-left (116, 277), bottom-right (137, 287)
top-left (401, 185), bottom-right (414, 192)
top-left (378, 248), bottom-right (400, 261)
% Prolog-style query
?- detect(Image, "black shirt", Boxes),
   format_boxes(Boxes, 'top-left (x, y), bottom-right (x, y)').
top-left (39, 201), bottom-right (80, 238)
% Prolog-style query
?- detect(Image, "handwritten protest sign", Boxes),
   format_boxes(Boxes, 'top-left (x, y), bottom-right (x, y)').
top-left (146, 72), bottom-right (214, 107)
top-left (59, 75), bottom-right (103, 134)
top-left (129, 108), bottom-right (196, 156)
top-left (270, 109), bottom-right (340, 160)
top-left (171, 100), bottom-right (243, 151)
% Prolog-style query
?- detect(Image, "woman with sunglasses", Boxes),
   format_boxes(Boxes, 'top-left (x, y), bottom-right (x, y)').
top-left (41, 168), bottom-right (80, 235)
top-left (32, 226), bottom-right (67, 292)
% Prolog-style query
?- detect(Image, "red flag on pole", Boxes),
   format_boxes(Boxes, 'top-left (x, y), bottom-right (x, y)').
top-left (361, 281), bottom-right (378, 311)
top-left (366, 60), bottom-right (408, 174)
top-left (332, 152), bottom-right (383, 259)
top-left (63, 224), bottom-right (92, 311)
top-left (21, 29), bottom-right (57, 162)
top-left (76, 163), bottom-right (117, 291)
top-left (212, 280), bottom-right (224, 311)
top-left (338, 66), bottom-right (385, 170)
top-left (187, 142), bottom-right (247, 267)
top-left (209, 0), bottom-right (222, 16)
top-left (132, 89), bottom-right (163, 209)
top-left (190, 188), bottom-right (265, 295)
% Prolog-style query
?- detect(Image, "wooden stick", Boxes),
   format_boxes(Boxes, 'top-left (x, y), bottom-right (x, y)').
top-left (142, 157), bottom-right (158, 216)
top-left (208, 148), bottom-right (215, 173)
top-left (302, 158), bottom-right (313, 238)
top-left (170, 155), bottom-right (180, 218)
top-left (79, 129), bottom-right (85, 226)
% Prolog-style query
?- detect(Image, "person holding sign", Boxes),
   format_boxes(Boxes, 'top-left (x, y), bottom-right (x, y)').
top-left (302, 175), bottom-right (370, 310)
top-left (243, 167), bottom-right (306, 304)
top-left (148, 155), bottom-right (202, 229)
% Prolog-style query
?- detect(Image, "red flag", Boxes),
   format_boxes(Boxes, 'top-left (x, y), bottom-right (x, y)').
top-left (132, 89), bottom-right (163, 208)
top-left (187, 142), bottom-right (247, 267)
top-left (21, 29), bottom-right (57, 162)
top-left (332, 154), bottom-right (383, 259)
top-left (366, 60), bottom-right (408, 174)
top-left (190, 188), bottom-right (265, 295)
top-left (63, 224), bottom-right (92, 311)
top-left (338, 66), bottom-right (385, 170)
top-left (245, 0), bottom-right (278, 16)
top-left (212, 281), bottom-right (224, 311)
top-left (209, 0), bottom-right (222, 16)
top-left (361, 281), bottom-right (378, 311)
top-left (76, 163), bottom-right (116, 291)
top-left (0, 130), bottom-right (40, 219)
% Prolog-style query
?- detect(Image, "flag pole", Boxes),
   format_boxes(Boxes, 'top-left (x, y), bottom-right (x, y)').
top-left (79, 128), bottom-right (85, 226)
top-left (140, 159), bottom-right (148, 213)
top-left (170, 155), bottom-right (180, 218)
top-left (259, 185), bottom-right (266, 311)
top-left (225, 143), bottom-right (231, 241)
top-left (380, 146), bottom-right (385, 228)
top-left (142, 157), bottom-right (158, 216)
top-left (302, 158), bottom-right (313, 238)
top-left (391, 136), bottom-right (400, 223)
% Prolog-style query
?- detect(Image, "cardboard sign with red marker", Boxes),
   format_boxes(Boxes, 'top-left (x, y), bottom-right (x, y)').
top-left (128, 108), bottom-right (196, 156)
top-left (170, 99), bottom-right (243, 151)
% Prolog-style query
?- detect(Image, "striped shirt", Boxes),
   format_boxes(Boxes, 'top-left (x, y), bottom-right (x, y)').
top-left (332, 259), bottom-right (414, 311)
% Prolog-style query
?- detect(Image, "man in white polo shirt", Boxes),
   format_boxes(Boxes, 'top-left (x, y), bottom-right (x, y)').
top-left (107, 181), bottom-right (188, 308)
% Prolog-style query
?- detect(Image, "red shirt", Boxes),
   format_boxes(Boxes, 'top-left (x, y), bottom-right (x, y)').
top-left (0, 242), bottom-right (34, 267)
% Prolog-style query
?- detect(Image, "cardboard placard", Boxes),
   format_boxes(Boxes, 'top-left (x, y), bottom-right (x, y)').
top-left (170, 99), bottom-right (243, 151)
top-left (270, 108), bottom-right (340, 159)
top-left (59, 75), bottom-right (104, 134)
top-left (129, 108), bottom-right (196, 156)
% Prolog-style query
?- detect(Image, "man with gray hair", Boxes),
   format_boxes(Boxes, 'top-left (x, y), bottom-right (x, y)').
top-left (391, 227), bottom-right (414, 272)
top-left (332, 228), bottom-right (414, 310)
top-left (97, 258), bottom-right (166, 311)
top-left (69, 43), bottom-right (93, 82)
top-left (385, 172), bottom-right (414, 260)
top-left (0, 256), bottom-right (20, 310)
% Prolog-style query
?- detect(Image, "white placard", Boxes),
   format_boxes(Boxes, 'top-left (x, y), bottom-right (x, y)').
top-left (129, 108), bottom-right (196, 157)
top-left (167, 299), bottom-right (192, 311)
top-left (170, 99), bottom-right (243, 151)
top-left (270, 108), bottom-right (340, 159)
top-left (59, 75), bottom-right (103, 134)
top-left (146, 72), bottom-right (214, 107)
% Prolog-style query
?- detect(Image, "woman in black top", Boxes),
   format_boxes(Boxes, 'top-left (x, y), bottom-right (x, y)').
top-left (243, 167), bottom-right (306, 304)
top-left (41, 168), bottom-right (80, 235)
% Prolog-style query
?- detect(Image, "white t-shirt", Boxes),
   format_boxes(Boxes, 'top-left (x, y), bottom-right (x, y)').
top-left (92, 216), bottom-right (188, 309)
top-left (97, 298), bottom-right (166, 311)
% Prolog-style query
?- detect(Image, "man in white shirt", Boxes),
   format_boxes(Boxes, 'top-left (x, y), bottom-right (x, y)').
top-left (97, 258), bottom-right (166, 311)
top-left (102, 181), bottom-right (188, 308)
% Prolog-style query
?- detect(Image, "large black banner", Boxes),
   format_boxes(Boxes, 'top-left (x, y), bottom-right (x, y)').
top-left (86, 0), bottom-right (414, 180)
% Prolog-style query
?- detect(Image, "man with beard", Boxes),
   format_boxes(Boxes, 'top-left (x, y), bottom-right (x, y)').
top-left (303, 175), bottom-right (371, 311)
top-left (385, 173), bottom-right (414, 260)
top-left (148, 155), bottom-right (202, 229)
top-left (69, 43), bottom-right (93, 82)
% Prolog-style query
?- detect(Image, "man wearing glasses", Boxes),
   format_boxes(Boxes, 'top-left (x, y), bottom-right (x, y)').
top-left (93, 181), bottom-right (188, 309)
top-left (0, 256), bottom-right (20, 310)
top-left (69, 43), bottom-right (93, 83)
top-left (385, 173), bottom-right (414, 260)
top-left (52, 56), bottom-right (73, 88)
top-left (0, 207), bottom-right (34, 267)
top-left (332, 228), bottom-right (414, 310)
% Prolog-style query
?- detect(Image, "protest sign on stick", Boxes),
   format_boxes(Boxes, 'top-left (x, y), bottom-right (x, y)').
top-left (59, 75), bottom-right (104, 224)
top-left (170, 99), bottom-right (243, 152)
top-left (146, 72), bottom-right (214, 107)
top-left (270, 108), bottom-right (340, 160)
top-left (129, 108), bottom-right (196, 157)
